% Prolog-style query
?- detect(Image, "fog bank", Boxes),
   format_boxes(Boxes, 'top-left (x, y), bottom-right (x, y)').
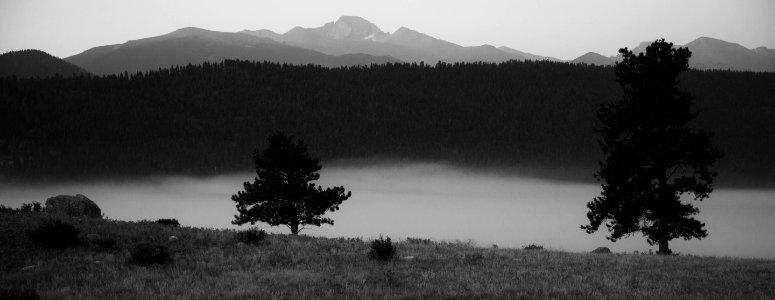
top-left (1, 163), bottom-right (773, 258)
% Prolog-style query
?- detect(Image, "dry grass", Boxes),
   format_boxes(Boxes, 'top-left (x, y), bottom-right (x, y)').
top-left (1, 212), bottom-right (774, 299)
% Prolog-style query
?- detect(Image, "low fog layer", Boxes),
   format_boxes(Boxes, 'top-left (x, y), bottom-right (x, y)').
top-left (1, 163), bottom-right (773, 258)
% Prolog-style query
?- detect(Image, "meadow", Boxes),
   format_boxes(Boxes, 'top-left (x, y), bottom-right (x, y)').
top-left (1, 211), bottom-right (773, 299)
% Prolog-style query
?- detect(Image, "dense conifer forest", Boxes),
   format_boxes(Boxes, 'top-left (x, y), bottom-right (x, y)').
top-left (1, 60), bottom-right (773, 186)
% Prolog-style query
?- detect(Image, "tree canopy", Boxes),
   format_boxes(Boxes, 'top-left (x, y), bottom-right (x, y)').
top-left (1, 59), bottom-right (772, 186)
top-left (582, 39), bottom-right (724, 254)
top-left (232, 132), bottom-right (351, 234)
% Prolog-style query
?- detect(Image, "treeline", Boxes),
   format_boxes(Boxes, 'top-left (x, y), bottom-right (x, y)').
top-left (1, 60), bottom-right (773, 186)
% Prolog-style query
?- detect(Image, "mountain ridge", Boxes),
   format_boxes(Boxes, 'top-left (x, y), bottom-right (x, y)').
top-left (589, 37), bottom-right (775, 71)
top-left (0, 49), bottom-right (89, 78)
top-left (12, 16), bottom-right (771, 74)
top-left (64, 26), bottom-right (400, 75)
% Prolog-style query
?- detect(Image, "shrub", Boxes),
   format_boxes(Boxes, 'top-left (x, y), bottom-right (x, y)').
top-left (235, 228), bottom-right (267, 245)
top-left (406, 237), bottom-right (433, 245)
top-left (0, 205), bottom-right (14, 214)
top-left (87, 236), bottom-right (119, 252)
top-left (461, 252), bottom-right (485, 264)
top-left (369, 235), bottom-right (397, 262)
top-left (19, 202), bottom-right (44, 213)
top-left (0, 288), bottom-right (39, 300)
top-left (523, 243), bottom-right (544, 251)
top-left (130, 243), bottom-right (171, 266)
top-left (28, 219), bottom-right (80, 249)
top-left (155, 218), bottom-right (180, 227)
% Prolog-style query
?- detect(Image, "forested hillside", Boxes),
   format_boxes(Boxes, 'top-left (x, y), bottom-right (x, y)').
top-left (1, 60), bottom-right (773, 186)
top-left (0, 50), bottom-right (88, 78)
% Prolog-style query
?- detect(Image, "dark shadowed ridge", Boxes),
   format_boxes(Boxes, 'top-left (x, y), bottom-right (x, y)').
top-left (0, 49), bottom-right (89, 78)
top-left (65, 27), bottom-right (399, 75)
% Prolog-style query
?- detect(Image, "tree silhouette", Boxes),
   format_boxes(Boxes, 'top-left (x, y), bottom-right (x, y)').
top-left (232, 132), bottom-right (351, 234)
top-left (582, 39), bottom-right (723, 255)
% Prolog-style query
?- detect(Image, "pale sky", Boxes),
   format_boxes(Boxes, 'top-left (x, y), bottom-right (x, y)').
top-left (1, 0), bottom-right (773, 61)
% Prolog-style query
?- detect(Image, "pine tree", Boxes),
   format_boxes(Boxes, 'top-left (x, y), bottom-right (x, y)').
top-left (582, 39), bottom-right (723, 255)
top-left (232, 132), bottom-right (351, 234)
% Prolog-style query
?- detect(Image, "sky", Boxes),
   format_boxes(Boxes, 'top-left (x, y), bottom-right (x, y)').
top-left (1, 0), bottom-right (773, 61)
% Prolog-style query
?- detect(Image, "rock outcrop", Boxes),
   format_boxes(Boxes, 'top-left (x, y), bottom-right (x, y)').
top-left (45, 194), bottom-right (102, 218)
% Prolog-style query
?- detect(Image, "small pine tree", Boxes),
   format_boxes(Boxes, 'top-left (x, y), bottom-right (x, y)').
top-left (368, 236), bottom-right (397, 261)
top-left (232, 132), bottom-right (351, 234)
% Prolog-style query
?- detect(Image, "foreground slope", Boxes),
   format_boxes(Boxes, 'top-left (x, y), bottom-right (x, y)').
top-left (0, 50), bottom-right (88, 78)
top-left (1, 212), bottom-right (773, 299)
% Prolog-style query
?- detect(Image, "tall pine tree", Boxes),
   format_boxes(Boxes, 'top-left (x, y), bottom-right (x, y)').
top-left (582, 39), bottom-right (723, 255)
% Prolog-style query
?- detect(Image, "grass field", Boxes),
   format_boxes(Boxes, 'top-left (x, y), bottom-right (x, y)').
top-left (1, 212), bottom-right (773, 299)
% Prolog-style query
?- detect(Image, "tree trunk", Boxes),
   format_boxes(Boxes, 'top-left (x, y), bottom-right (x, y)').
top-left (657, 235), bottom-right (671, 255)
top-left (290, 220), bottom-right (299, 235)
top-left (657, 220), bottom-right (671, 255)
top-left (656, 171), bottom-right (672, 255)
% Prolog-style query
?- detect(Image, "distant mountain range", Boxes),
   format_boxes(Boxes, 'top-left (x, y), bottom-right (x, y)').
top-left (2, 16), bottom-right (774, 77)
top-left (574, 37), bottom-right (775, 72)
top-left (240, 16), bottom-right (537, 64)
top-left (0, 49), bottom-right (88, 78)
top-left (64, 26), bottom-right (398, 75)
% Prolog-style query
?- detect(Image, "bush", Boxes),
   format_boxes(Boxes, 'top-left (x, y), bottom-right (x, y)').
top-left (28, 219), bottom-right (80, 249)
top-left (0, 288), bottom-right (39, 300)
top-left (155, 218), bottom-right (180, 227)
top-left (0, 202), bottom-right (44, 214)
top-left (130, 243), bottom-right (171, 266)
top-left (460, 252), bottom-right (485, 264)
top-left (0, 205), bottom-right (14, 214)
top-left (369, 235), bottom-right (397, 262)
top-left (19, 202), bottom-right (44, 213)
top-left (235, 228), bottom-right (267, 245)
top-left (523, 243), bottom-right (544, 251)
top-left (406, 237), bottom-right (433, 245)
top-left (87, 236), bottom-right (119, 252)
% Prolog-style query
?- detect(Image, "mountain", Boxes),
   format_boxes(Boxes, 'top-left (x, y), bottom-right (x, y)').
top-left (0, 49), bottom-right (88, 78)
top-left (571, 52), bottom-right (614, 66)
top-left (65, 27), bottom-right (399, 75)
top-left (243, 17), bottom-right (419, 61)
top-left (753, 46), bottom-right (775, 59)
top-left (61, 16), bottom-right (774, 73)
top-left (498, 47), bottom-right (562, 61)
top-left (613, 38), bottom-right (775, 72)
top-left (683, 37), bottom-right (775, 72)
top-left (242, 16), bottom-right (545, 64)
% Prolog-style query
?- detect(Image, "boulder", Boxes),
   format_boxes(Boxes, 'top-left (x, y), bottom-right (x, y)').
top-left (168, 236), bottom-right (178, 242)
top-left (591, 247), bottom-right (612, 254)
top-left (45, 194), bottom-right (101, 218)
